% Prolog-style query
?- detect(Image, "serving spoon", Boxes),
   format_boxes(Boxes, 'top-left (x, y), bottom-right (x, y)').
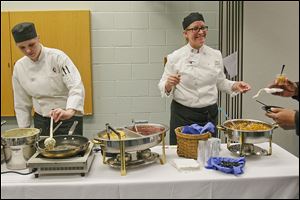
top-left (218, 107), bottom-right (238, 129)
top-left (44, 116), bottom-right (56, 150)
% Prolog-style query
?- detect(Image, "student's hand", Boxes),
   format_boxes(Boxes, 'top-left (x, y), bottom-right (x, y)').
top-left (265, 107), bottom-right (296, 130)
top-left (268, 78), bottom-right (298, 97)
top-left (50, 108), bottom-right (76, 122)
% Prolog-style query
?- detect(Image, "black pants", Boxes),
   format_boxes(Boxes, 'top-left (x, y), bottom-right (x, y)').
top-left (33, 112), bottom-right (83, 136)
top-left (170, 100), bottom-right (218, 145)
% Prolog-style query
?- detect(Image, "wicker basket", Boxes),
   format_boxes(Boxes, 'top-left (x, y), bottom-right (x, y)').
top-left (175, 127), bottom-right (211, 159)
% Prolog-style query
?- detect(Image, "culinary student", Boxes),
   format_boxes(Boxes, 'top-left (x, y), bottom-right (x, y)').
top-left (11, 22), bottom-right (85, 136)
top-left (158, 12), bottom-right (251, 145)
top-left (265, 77), bottom-right (299, 135)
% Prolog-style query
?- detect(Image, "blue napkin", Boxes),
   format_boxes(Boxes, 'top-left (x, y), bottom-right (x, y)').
top-left (181, 122), bottom-right (215, 134)
top-left (200, 122), bottom-right (215, 134)
top-left (205, 157), bottom-right (246, 175)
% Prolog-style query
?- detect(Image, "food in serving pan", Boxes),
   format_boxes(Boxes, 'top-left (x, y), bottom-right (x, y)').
top-left (225, 121), bottom-right (271, 131)
top-left (102, 130), bottom-right (126, 139)
top-left (128, 125), bottom-right (165, 136)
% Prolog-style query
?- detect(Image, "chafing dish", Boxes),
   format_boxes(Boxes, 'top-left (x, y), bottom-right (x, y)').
top-left (93, 122), bottom-right (169, 175)
top-left (218, 119), bottom-right (278, 156)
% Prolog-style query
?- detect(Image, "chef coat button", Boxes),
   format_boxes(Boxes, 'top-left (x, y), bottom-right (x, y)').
top-left (31, 78), bottom-right (35, 82)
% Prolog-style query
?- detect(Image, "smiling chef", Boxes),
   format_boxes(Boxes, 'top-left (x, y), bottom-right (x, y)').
top-left (11, 22), bottom-right (85, 136)
top-left (158, 12), bottom-right (251, 145)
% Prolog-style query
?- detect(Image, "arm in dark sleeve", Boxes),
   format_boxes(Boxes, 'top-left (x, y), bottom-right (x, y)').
top-left (292, 82), bottom-right (299, 101)
top-left (295, 111), bottom-right (299, 136)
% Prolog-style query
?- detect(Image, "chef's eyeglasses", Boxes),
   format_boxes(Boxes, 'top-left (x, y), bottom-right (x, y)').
top-left (186, 26), bottom-right (208, 32)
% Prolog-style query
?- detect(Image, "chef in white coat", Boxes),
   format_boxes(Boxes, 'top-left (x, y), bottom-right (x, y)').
top-left (11, 22), bottom-right (85, 136)
top-left (158, 13), bottom-right (251, 145)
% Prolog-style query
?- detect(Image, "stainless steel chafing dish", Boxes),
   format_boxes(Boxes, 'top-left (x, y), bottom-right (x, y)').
top-left (93, 121), bottom-right (169, 175)
top-left (218, 119), bottom-right (278, 156)
top-left (94, 123), bottom-right (167, 153)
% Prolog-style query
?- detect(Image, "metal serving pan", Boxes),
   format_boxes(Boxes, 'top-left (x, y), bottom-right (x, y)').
top-left (218, 119), bottom-right (277, 143)
top-left (93, 123), bottom-right (169, 153)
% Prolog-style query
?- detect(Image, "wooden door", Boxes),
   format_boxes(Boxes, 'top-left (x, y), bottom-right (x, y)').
top-left (1, 12), bottom-right (14, 116)
top-left (2, 10), bottom-right (93, 116)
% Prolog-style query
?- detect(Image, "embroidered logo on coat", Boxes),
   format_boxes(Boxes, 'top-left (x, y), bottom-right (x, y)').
top-left (62, 65), bottom-right (71, 76)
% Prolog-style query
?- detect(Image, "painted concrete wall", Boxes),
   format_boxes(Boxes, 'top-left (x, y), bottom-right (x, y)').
top-left (243, 1), bottom-right (299, 156)
top-left (1, 1), bottom-right (220, 145)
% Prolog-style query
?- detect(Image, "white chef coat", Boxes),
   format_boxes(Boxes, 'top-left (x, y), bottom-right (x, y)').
top-left (12, 45), bottom-right (85, 128)
top-left (158, 43), bottom-right (235, 108)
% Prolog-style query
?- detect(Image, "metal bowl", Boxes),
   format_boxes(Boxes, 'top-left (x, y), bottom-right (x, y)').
top-left (218, 119), bottom-right (277, 143)
top-left (94, 123), bottom-right (169, 153)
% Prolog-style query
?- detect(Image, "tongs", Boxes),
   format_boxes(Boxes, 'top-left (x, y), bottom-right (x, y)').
top-left (105, 123), bottom-right (121, 140)
top-left (255, 100), bottom-right (283, 113)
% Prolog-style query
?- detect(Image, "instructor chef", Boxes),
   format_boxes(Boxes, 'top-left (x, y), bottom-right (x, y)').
top-left (158, 13), bottom-right (251, 145)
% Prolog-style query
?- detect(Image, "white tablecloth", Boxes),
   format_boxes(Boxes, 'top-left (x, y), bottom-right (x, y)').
top-left (1, 143), bottom-right (299, 199)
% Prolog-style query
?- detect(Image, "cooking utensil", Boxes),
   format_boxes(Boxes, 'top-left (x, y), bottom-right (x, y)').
top-left (132, 119), bottom-right (148, 134)
top-left (36, 121), bottom-right (89, 158)
top-left (105, 123), bottom-right (122, 140)
top-left (255, 100), bottom-right (283, 112)
top-left (44, 116), bottom-right (56, 150)
top-left (132, 120), bottom-right (139, 133)
top-left (52, 121), bottom-right (63, 135)
top-left (218, 107), bottom-right (238, 129)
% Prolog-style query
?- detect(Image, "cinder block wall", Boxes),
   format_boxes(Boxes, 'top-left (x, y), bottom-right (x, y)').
top-left (1, 1), bottom-right (219, 143)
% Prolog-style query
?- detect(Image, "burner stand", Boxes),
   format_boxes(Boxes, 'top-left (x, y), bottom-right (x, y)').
top-left (106, 149), bottom-right (160, 169)
top-left (27, 142), bottom-right (95, 178)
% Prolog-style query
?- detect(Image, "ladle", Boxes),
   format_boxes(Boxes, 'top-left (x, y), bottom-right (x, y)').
top-left (132, 119), bottom-right (139, 133)
top-left (52, 121), bottom-right (63, 135)
top-left (44, 116), bottom-right (56, 149)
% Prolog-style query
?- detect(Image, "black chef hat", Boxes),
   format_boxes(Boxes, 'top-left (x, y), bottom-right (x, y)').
top-left (11, 22), bottom-right (37, 43)
top-left (182, 12), bottom-right (205, 30)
